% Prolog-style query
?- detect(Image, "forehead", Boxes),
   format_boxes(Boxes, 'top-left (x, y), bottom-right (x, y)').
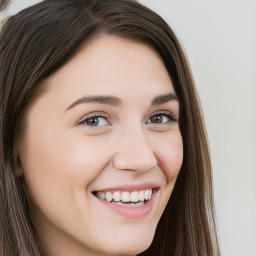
top-left (37, 36), bottom-right (175, 111)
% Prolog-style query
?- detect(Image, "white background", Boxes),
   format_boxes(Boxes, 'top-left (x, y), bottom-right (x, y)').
top-left (1, 1), bottom-right (256, 255)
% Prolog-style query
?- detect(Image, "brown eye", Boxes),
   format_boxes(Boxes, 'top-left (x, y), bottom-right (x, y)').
top-left (147, 113), bottom-right (177, 124)
top-left (150, 115), bottom-right (164, 123)
top-left (86, 117), bottom-right (100, 126)
top-left (80, 115), bottom-right (109, 127)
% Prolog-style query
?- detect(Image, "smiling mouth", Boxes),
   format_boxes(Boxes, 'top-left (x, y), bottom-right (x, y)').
top-left (93, 188), bottom-right (154, 207)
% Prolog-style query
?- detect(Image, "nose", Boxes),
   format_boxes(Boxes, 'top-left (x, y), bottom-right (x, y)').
top-left (112, 128), bottom-right (157, 173)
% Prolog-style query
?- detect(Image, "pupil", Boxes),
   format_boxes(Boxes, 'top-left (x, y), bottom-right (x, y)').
top-left (151, 115), bottom-right (162, 123)
top-left (88, 117), bottom-right (99, 126)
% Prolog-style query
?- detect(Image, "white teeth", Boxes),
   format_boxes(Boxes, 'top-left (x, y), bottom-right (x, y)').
top-left (121, 192), bottom-right (130, 202)
top-left (106, 192), bottom-right (113, 202)
top-left (95, 189), bottom-right (153, 203)
top-left (98, 192), bottom-right (105, 200)
top-left (130, 191), bottom-right (139, 202)
top-left (138, 190), bottom-right (144, 201)
top-left (113, 191), bottom-right (121, 202)
top-left (149, 189), bottom-right (152, 198)
top-left (144, 190), bottom-right (150, 200)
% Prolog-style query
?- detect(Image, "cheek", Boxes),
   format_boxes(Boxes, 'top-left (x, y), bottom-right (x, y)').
top-left (22, 130), bottom-right (112, 192)
top-left (149, 130), bottom-right (183, 218)
top-left (155, 131), bottom-right (183, 182)
top-left (20, 124), bottom-right (105, 216)
top-left (20, 128), bottom-right (114, 235)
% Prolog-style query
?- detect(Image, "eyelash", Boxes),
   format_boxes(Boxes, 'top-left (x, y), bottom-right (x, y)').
top-left (78, 111), bottom-right (178, 127)
top-left (78, 114), bottom-right (108, 127)
top-left (147, 111), bottom-right (178, 124)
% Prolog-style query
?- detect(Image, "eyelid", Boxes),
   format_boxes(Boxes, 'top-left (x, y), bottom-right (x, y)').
top-left (76, 109), bottom-right (178, 127)
top-left (147, 109), bottom-right (178, 123)
top-left (77, 112), bottom-right (111, 126)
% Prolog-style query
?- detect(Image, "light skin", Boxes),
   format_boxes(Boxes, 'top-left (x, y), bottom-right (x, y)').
top-left (19, 36), bottom-right (183, 256)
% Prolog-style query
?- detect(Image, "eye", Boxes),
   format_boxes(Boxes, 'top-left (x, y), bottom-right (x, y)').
top-left (146, 112), bottom-right (178, 124)
top-left (79, 115), bottom-right (109, 127)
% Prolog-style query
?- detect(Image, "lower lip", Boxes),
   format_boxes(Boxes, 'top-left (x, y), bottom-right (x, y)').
top-left (94, 191), bottom-right (156, 219)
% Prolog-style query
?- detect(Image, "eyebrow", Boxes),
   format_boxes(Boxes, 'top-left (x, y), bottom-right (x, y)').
top-left (151, 93), bottom-right (178, 105)
top-left (66, 95), bottom-right (122, 110)
top-left (66, 92), bottom-right (178, 111)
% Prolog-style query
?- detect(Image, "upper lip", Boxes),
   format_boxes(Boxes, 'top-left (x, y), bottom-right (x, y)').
top-left (92, 182), bottom-right (160, 193)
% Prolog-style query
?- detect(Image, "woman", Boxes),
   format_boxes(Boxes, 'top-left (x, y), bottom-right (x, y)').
top-left (0, 0), bottom-right (220, 255)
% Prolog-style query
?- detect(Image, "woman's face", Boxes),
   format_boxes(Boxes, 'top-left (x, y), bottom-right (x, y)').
top-left (19, 37), bottom-right (183, 256)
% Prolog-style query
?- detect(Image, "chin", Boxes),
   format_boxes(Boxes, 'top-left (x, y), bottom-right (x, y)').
top-left (104, 240), bottom-right (152, 256)
top-left (92, 228), bottom-right (155, 256)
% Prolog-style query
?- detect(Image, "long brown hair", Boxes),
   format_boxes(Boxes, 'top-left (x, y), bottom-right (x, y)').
top-left (0, 0), bottom-right (220, 255)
